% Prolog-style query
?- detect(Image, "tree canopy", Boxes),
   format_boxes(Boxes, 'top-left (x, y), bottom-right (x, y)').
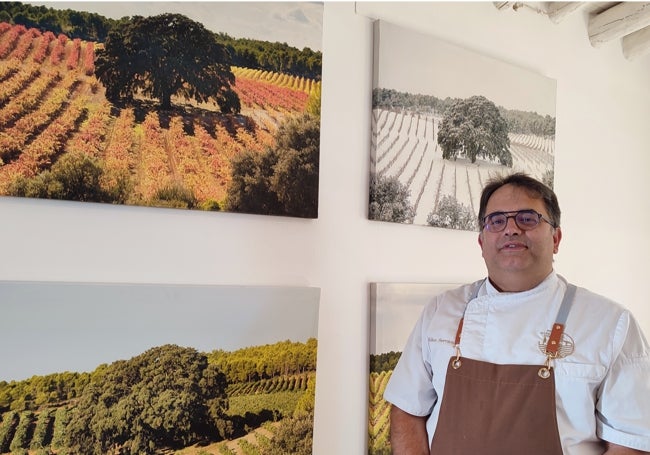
top-left (226, 114), bottom-right (320, 218)
top-left (368, 174), bottom-right (415, 223)
top-left (369, 351), bottom-right (402, 374)
top-left (8, 151), bottom-right (117, 203)
top-left (0, 1), bottom-right (114, 40)
top-left (216, 33), bottom-right (322, 80)
top-left (426, 194), bottom-right (477, 231)
top-left (500, 107), bottom-right (556, 136)
top-left (65, 345), bottom-right (228, 454)
top-left (437, 95), bottom-right (512, 166)
top-left (208, 339), bottom-right (317, 383)
top-left (94, 13), bottom-right (240, 112)
top-left (373, 87), bottom-right (449, 114)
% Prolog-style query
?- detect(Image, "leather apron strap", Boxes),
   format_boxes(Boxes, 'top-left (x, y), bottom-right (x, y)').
top-left (430, 282), bottom-right (577, 455)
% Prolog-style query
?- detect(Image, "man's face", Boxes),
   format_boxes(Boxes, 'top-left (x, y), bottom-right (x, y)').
top-left (478, 184), bottom-right (562, 291)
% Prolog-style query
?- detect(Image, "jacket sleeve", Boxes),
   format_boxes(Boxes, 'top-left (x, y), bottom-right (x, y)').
top-left (383, 307), bottom-right (437, 417)
top-left (596, 312), bottom-right (650, 451)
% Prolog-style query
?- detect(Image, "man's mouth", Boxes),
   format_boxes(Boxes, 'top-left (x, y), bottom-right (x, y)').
top-left (501, 242), bottom-right (527, 251)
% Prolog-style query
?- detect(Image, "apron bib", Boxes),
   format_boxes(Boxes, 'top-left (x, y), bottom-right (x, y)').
top-left (430, 282), bottom-right (576, 455)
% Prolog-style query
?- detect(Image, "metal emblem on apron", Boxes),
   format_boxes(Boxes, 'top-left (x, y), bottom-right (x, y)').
top-left (539, 329), bottom-right (575, 359)
top-left (538, 328), bottom-right (575, 378)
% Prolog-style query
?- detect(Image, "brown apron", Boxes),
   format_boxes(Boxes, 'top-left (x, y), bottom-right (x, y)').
top-left (430, 283), bottom-right (577, 455)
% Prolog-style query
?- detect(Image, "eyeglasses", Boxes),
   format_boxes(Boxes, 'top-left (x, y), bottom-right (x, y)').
top-left (482, 209), bottom-right (556, 232)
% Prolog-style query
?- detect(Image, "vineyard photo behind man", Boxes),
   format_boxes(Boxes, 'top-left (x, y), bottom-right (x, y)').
top-left (384, 173), bottom-right (650, 454)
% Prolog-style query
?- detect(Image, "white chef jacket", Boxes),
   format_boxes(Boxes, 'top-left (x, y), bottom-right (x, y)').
top-left (383, 272), bottom-right (650, 454)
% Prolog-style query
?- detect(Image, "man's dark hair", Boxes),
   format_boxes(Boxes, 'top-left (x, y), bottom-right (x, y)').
top-left (478, 173), bottom-right (561, 229)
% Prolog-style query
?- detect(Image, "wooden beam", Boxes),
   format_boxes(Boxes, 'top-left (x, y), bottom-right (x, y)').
top-left (493, 2), bottom-right (517, 10)
top-left (546, 2), bottom-right (585, 24)
top-left (622, 24), bottom-right (650, 60)
top-left (588, 2), bottom-right (650, 47)
top-left (582, 2), bottom-right (621, 16)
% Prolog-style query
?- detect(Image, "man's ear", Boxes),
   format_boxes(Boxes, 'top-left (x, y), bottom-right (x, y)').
top-left (553, 227), bottom-right (562, 254)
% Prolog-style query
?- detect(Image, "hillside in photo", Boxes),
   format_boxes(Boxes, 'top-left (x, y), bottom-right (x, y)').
top-left (0, 340), bottom-right (317, 455)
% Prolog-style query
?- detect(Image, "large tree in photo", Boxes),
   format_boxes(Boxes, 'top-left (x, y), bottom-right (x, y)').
top-left (65, 345), bottom-right (229, 454)
top-left (95, 13), bottom-right (240, 112)
top-left (437, 95), bottom-right (512, 166)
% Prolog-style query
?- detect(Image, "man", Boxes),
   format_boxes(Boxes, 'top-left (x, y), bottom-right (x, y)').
top-left (384, 173), bottom-right (650, 454)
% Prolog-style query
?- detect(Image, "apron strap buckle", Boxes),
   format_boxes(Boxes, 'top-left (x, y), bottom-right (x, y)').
top-left (452, 345), bottom-right (462, 369)
top-left (538, 355), bottom-right (553, 379)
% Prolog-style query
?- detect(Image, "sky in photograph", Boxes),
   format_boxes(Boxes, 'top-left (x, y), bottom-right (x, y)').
top-left (25, 1), bottom-right (323, 51)
top-left (0, 282), bottom-right (320, 382)
top-left (374, 20), bottom-right (557, 117)
top-left (370, 282), bottom-right (459, 355)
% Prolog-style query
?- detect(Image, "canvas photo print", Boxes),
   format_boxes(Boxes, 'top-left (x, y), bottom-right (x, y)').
top-left (369, 19), bottom-right (557, 231)
top-left (0, 281), bottom-right (320, 455)
top-left (0, 2), bottom-right (322, 218)
top-left (369, 282), bottom-right (458, 455)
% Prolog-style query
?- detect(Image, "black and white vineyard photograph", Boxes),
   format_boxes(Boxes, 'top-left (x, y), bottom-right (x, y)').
top-left (369, 20), bottom-right (557, 231)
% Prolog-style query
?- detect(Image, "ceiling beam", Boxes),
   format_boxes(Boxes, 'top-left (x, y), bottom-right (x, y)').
top-left (582, 2), bottom-right (621, 16)
top-left (495, 2), bottom-right (650, 61)
top-left (622, 24), bottom-right (650, 60)
top-left (588, 2), bottom-right (650, 47)
top-left (494, 2), bottom-right (514, 10)
top-left (546, 2), bottom-right (586, 24)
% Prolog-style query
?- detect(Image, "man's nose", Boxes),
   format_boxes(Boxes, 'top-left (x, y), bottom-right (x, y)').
top-left (503, 215), bottom-right (522, 234)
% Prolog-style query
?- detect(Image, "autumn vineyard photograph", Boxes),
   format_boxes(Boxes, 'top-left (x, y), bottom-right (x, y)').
top-left (0, 2), bottom-right (322, 218)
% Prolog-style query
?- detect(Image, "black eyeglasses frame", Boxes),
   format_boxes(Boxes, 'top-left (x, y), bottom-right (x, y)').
top-left (481, 209), bottom-right (556, 232)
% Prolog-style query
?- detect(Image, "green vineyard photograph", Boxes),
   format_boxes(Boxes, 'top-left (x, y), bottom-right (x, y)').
top-left (369, 282), bottom-right (459, 454)
top-left (0, 281), bottom-right (320, 455)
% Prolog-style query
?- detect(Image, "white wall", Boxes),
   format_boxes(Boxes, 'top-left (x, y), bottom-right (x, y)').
top-left (1, 2), bottom-right (649, 453)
